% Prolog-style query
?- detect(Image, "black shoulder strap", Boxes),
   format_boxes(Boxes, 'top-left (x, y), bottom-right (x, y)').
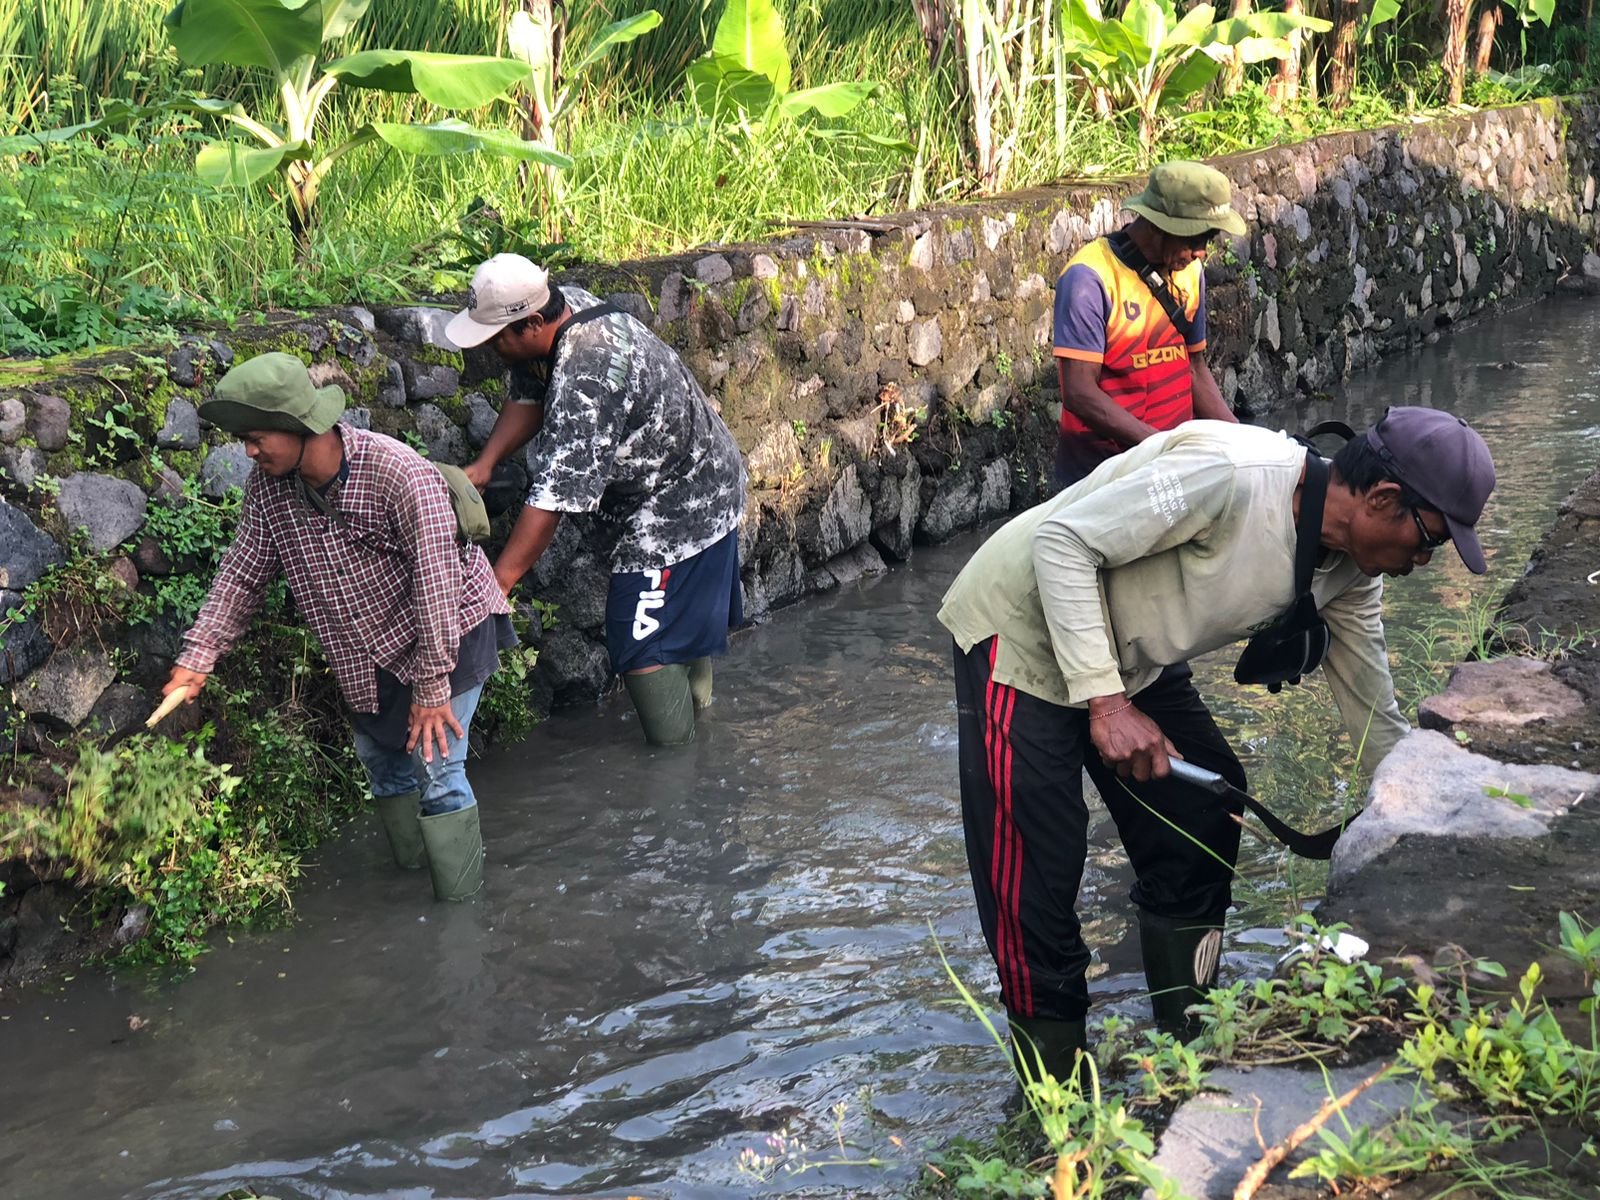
top-left (548, 301), bottom-right (622, 364)
top-left (1300, 419), bottom-right (1357, 444)
top-left (1294, 452), bottom-right (1329, 597)
top-left (1106, 234), bottom-right (1195, 345)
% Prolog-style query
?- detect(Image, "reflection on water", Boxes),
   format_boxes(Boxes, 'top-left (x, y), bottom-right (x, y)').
top-left (2, 297), bottom-right (1597, 1200)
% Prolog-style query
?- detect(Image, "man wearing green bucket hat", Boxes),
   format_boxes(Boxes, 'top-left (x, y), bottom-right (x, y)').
top-left (161, 352), bottom-right (515, 901)
top-left (1051, 160), bottom-right (1246, 487)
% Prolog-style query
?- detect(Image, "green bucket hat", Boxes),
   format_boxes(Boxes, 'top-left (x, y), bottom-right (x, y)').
top-left (1124, 160), bottom-right (1247, 238)
top-left (199, 352), bottom-right (344, 436)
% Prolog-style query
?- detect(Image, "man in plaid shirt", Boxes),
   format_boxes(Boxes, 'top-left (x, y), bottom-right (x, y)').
top-left (162, 354), bottom-right (513, 901)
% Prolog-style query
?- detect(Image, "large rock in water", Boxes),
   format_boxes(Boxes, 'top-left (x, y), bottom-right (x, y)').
top-left (1330, 730), bottom-right (1600, 885)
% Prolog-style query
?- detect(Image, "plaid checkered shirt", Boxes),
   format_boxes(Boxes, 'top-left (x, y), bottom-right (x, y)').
top-left (177, 425), bottom-right (509, 711)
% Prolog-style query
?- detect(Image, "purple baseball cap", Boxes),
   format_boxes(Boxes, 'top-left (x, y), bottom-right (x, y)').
top-left (1366, 407), bottom-right (1496, 573)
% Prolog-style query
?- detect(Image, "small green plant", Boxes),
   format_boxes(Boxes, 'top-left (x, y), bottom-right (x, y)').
top-left (82, 399), bottom-right (144, 467)
top-left (1556, 911), bottom-right (1600, 999)
top-left (1122, 1029), bottom-right (1209, 1107)
top-left (0, 541), bottom-right (139, 652)
top-left (994, 350), bottom-right (1014, 378)
top-left (479, 607), bottom-right (543, 746)
top-left (1192, 916), bottom-right (1408, 1061)
top-left (790, 418), bottom-right (808, 442)
top-left (431, 196), bottom-right (573, 276)
top-left (1484, 783), bottom-right (1534, 810)
top-left (1291, 1102), bottom-right (1474, 1189)
top-left (1400, 959), bottom-right (1600, 1119)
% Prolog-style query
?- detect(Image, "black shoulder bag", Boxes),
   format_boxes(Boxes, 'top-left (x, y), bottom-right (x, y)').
top-left (1233, 449), bottom-right (1333, 693)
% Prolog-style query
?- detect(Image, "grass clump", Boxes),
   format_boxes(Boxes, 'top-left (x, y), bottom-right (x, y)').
top-left (0, 731), bottom-right (294, 963)
top-left (737, 915), bottom-right (1598, 1199)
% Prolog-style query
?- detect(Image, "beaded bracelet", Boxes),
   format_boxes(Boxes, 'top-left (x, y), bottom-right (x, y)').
top-left (1087, 700), bottom-right (1133, 721)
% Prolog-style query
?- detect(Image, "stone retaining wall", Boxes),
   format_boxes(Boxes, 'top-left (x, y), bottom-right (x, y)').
top-left (1, 100), bottom-right (1599, 965)
top-left (5, 99), bottom-right (1598, 716)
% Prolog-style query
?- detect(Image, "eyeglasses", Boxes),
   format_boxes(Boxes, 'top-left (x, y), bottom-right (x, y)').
top-left (1410, 507), bottom-right (1451, 551)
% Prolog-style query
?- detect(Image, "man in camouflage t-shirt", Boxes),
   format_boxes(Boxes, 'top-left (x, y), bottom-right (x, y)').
top-left (447, 254), bottom-right (747, 746)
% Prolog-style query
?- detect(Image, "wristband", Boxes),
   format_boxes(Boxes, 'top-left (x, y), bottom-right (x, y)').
top-left (1088, 700), bottom-right (1133, 721)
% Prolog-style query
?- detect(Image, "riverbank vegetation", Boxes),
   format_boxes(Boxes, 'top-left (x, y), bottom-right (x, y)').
top-left (2, 0), bottom-right (1599, 357)
top-left (0, 470), bottom-right (548, 967)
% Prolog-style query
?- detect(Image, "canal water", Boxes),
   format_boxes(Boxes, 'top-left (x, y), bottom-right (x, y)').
top-left (3, 295), bottom-right (1598, 1200)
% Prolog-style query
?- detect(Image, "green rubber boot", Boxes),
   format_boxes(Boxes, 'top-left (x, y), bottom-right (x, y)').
top-left (687, 656), bottom-right (714, 710)
top-left (375, 790), bottom-right (426, 870)
top-left (623, 664), bottom-right (697, 746)
top-left (1008, 1013), bottom-right (1092, 1093)
top-left (418, 803), bottom-right (484, 901)
top-left (1139, 910), bottom-right (1225, 1039)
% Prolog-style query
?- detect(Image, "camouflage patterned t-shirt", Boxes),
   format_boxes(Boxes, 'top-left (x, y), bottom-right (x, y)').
top-left (512, 286), bottom-right (747, 573)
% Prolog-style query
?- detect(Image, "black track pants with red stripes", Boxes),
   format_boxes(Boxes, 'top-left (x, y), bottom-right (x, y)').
top-left (953, 637), bottom-right (1246, 1023)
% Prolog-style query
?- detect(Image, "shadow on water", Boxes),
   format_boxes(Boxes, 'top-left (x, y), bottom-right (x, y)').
top-left (2, 295), bottom-right (1599, 1199)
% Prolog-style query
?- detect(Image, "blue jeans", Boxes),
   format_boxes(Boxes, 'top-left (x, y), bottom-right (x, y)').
top-left (351, 685), bottom-right (483, 816)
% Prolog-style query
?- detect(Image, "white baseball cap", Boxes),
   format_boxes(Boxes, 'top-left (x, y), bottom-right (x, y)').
top-left (445, 253), bottom-right (552, 349)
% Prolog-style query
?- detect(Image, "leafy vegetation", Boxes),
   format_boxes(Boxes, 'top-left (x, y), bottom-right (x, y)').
top-left (738, 915), bottom-right (1598, 1199)
top-left (1, 483), bottom-right (363, 966)
top-left (0, 731), bottom-right (293, 963)
top-left (2, 0), bottom-right (1597, 355)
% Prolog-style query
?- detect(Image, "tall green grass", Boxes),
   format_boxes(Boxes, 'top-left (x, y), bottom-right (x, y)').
top-left (1, 1), bottom-right (1591, 355)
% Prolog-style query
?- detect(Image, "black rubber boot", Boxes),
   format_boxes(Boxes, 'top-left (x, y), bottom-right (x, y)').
top-left (1138, 909), bottom-right (1225, 1039)
top-left (1008, 1013), bottom-right (1091, 1092)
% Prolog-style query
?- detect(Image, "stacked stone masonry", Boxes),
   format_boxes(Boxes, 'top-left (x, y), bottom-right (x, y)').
top-left (2, 96), bottom-right (1599, 726)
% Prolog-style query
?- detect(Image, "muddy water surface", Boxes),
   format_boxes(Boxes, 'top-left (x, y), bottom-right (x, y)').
top-left (3, 296), bottom-right (1598, 1199)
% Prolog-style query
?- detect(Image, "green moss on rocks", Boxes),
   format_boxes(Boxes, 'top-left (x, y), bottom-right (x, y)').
top-left (410, 344), bottom-right (466, 370)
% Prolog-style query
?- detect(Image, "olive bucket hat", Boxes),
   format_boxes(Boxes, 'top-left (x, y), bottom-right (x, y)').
top-left (1124, 160), bottom-right (1247, 238)
top-left (199, 352), bottom-right (345, 436)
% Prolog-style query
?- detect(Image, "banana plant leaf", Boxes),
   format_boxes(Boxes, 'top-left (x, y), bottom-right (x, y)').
top-left (324, 50), bottom-right (529, 109)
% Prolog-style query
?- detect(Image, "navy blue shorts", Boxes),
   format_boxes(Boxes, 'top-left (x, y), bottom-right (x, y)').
top-left (606, 528), bottom-right (743, 674)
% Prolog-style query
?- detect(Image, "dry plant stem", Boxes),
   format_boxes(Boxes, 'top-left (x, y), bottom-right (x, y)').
top-left (1232, 1065), bottom-right (1390, 1200)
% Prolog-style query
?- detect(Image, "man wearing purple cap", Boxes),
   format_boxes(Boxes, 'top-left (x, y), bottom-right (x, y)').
top-left (937, 408), bottom-right (1495, 1086)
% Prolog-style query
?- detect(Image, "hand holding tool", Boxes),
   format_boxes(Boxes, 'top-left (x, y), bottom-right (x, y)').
top-left (144, 685), bottom-right (191, 729)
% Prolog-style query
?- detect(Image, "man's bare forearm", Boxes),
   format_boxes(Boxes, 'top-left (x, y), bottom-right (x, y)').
top-left (473, 403), bottom-right (544, 474)
top-left (1188, 353), bottom-right (1237, 423)
top-left (1058, 359), bottom-right (1156, 446)
top-left (493, 504), bottom-right (562, 595)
